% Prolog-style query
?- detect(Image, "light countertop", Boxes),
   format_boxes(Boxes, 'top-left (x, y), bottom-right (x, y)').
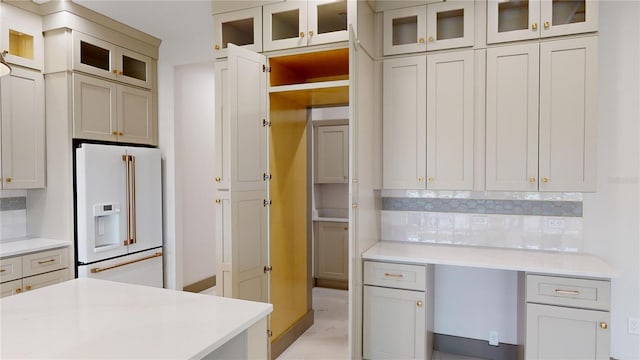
top-left (0, 238), bottom-right (72, 258)
top-left (0, 278), bottom-right (273, 359)
top-left (362, 241), bottom-right (616, 279)
top-left (313, 217), bottom-right (349, 223)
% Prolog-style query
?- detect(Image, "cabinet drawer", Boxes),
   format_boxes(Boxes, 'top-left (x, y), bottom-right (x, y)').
top-left (22, 248), bottom-right (69, 277)
top-left (23, 268), bottom-right (69, 292)
top-left (364, 261), bottom-right (426, 291)
top-left (0, 279), bottom-right (23, 298)
top-left (0, 256), bottom-right (23, 282)
top-left (527, 275), bottom-right (610, 311)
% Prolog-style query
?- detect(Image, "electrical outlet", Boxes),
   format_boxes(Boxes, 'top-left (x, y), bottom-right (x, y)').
top-left (629, 317), bottom-right (639, 335)
top-left (547, 218), bottom-right (565, 229)
top-left (489, 331), bottom-right (499, 346)
top-left (472, 216), bottom-right (488, 225)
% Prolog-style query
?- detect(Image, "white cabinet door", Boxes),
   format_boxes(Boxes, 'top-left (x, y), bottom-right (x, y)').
top-left (486, 43), bottom-right (539, 191)
top-left (213, 7), bottom-right (263, 58)
top-left (363, 285), bottom-right (426, 359)
top-left (307, 0), bottom-right (349, 46)
top-left (73, 73), bottom-right (118, 142)
top-left (215, 192), bottom-right (232, 297)
top-left (214, 61), bottom-right (230, 190)
top-left (539, 36), bottom-right (597, 192)
top-left (0, 67), bottom-right (45, 189)
top-left (228, 44), bottom-right (268, 192)
top-left (383, 55), bottom-right (426, 189)
top-left (263, 1), bottom-right (308, 51)
top-left (117, 85), bottom-right (154, 145)
top-left (487, 0), bottom-right (541, 44)
top-left (540, 0), bottom-right (598, 38)
top-left (0, 3), bottom-right (44, 70)
top-left (426, 0), bottom-right (474, 51)
top-left (22, 268), bottom-right (69, 292)
top-left (315, 222), bottom-right (348, 281)
top-left (316, 125), bottom-right (348, 183)
top-left (0, 279), bottom-right (22, 298)
top-left (426, 50), bottom-right (474, 190)
top-left (383, 5), bottom-right (428, 56)
top-left (526, 303), bottom-right (610, 360)
top-left (117, 47), bottom-right (153, 89)
top-left (72, 31), bottom-right (118, 82)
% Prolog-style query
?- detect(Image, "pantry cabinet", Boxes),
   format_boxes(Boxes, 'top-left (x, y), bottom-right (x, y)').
top-left (487, 0), bottom-right (598, 44)
top-left (382, 55), bottom-right (426, 189)
top-left (0, 3), bottom-right (43, 71)
top-left (0, 66), bottom-right (45, 189)
top-left (486, 36), bottom-right (597, 192)
top-left (315, 222), bottom-right (348, 283)
top-left (73, 73), bottom-right (154, 145)
top-left (315, 125), bottom-right (348, 183)
top-left (213, 7), bottom-right (263, 59)
top-left (73, 31), bottom-right (153, 89)
top-left (263, 0), bottom-right (348, 51)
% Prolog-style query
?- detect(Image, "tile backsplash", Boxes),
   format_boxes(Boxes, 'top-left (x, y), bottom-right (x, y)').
top-left (0, 190), bottom-right (27, 241)
top-left (381, 190), bottom-right (584, 252)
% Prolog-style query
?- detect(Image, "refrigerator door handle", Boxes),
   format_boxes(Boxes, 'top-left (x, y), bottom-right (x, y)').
top-left (90, 252), bottom-right (163, 273)
top-left (123, 154), bottom-right (132, 246)
top-left (131, 155), bottom-right (137, 245)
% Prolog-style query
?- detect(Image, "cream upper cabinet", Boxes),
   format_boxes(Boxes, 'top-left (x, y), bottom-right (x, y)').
top-left (539, 36), bottom-right (597, 192)
top-left (383, 5), bottom-right (428, 56)
top-left (214, 61), bottom-right (230, 190)
top-left (73, 32), bottom-right (153, 89)
top-left (0, 67), bottom-right (45, 189)
top-left (487, 0), bottom-right (598, 44)
top-left (382, 55), bottom-right (426, 189)
top-left (73, 73), bottom-right (155, 145)
top-left (486, 37), bottom-right (597, 192)
top-left (426, 50), bottom-right (474, 190)
top-left (0, 4), bottom-right (43, 71)
top-left (315, 125), bottom-right (348, 183)
top-left (486, 43), bottom-right (540, 192)
top-left (425, 0), bottom-right (474, 51)
top-left (213, 7), bottom-right (263, 59)
top-left (263, 0), bottom-right (347, 51)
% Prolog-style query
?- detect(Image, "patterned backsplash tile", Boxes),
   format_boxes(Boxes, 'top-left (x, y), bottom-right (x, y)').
top-left (0, 197), bottom-right (27, 212)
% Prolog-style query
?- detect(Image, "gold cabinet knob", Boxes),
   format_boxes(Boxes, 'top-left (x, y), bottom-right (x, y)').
top-left (119, 132), bottom-right (124, 136)
top-left (112, 69), bottom-right (118, 74)
top-left (542, 177), bottom-right (549, 183)
top-left (308, 30), bottom-right (314, 37)
top-left (428, 177), bottom-right (434, 182)
top-left (418, 37), bottom-right (425, 44)
top-left (418, 177), bottom-right (424, 182)
top-left (529, 177), bottom-right (537, 183)
top-left (428, 36), bottom-right (434, 42)
top-left (215, 199), bottom-right (221, 204)
top-left (532, 22), bottom-right (538, 30)
top-left (118, 71), bottom-right (124, 76)
top-left (5, 177), bottom-right (11, 183)
top-left (112, 131), bottom-right (118, 135)
top-left (300, 32), bottom-right (305, 38)
top-left (25, 285), bottom-right (32, 291)
top-left (544, 21), bottom-right (550, 29)
top-left (352, 202), bottom-right (358, 208)
top-left (15, 288), bottom-right (22, 294)
top-left (214, 44), bottom-right (220, 50)
top-left (344, 227), bottom-right (348, 231)
top-left (215, 176), bottom-right (221, 182)
top-left (417, 301), bottom-right (423, 307)
top-left (600, 322), bottom-right (608, 330)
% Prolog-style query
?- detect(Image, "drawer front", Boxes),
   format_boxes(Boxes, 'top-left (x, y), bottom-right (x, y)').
top-left (527, 274), bottom-right (610, 311)
top-left (22, 248), bottom-right (69, 277)
top-left (364, 261), bottom-right (426, 291)
top-left (0, 279), bottom-right (23, 298)
top-left (23, 268), bottom-right (70, 292)
top-left (0, 256), bottom-right (23, 282)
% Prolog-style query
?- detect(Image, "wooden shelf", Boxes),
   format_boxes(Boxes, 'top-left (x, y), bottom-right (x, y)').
top-left (270, 80), bottom-right (348, 107)
top-left (269, 48), bottom-right (349, 87)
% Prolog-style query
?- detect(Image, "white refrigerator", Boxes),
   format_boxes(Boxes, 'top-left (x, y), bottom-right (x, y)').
top-left (75, 143), bottom-right (163, 287)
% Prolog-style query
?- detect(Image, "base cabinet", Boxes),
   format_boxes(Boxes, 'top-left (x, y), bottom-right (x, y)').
top-left (314, 222), bottom-right (348, 283)
top-left (0, 247), bottom-right (70, 298)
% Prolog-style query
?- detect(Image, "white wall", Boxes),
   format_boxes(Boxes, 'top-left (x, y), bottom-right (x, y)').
top-left (582, 1), bottom-right (640, 358)
top-left (174, 62), bottom-right (217, 286)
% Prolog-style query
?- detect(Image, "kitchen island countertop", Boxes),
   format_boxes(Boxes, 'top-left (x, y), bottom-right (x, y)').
top-left (0, 278), bottom-right (272, 359)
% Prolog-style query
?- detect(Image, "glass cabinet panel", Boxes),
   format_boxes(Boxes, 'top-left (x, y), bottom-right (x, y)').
top-left (436, 9), bottom-right (464, 40)
top-left (272, 9), bottom-right (301, 41)
top-left (426, 1), bottom-right (474, 51)
top-left (316, 1), bottom-right (347, 35)
top-left (221, 17), bottom-right (255, 47)
top-left (122, 55), bottom-right (146, 82)
top-left (551, 0), bottom-right (586, 26)
top-left (80, 41), bottom-right (110, 71)
top-left (383, 5), bottom-right (427, 56)
top-left (487, 0), bottom-right (540, 44)
top-left (498, 0), bottom-right (530, 33)
top-left (263, 1), bottom-right (307, 51)
top-left (213, 7), bottom-right (262, 58)
top-left (393, 16), bottom-right (418, 46)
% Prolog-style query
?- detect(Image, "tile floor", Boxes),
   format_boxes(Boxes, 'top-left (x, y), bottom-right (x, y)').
top-left (200, 286), bottom-right (483, 360)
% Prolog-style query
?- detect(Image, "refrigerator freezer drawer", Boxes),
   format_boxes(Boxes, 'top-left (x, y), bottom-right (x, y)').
top-left (78, 248), bottom-right (163, 288)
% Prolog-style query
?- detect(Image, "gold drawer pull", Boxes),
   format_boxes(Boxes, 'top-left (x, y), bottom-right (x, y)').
top-left (417, 301), bottom-right (423, 308)
top-left (5, 177), bottom-right (12, 183)
top-left (25, 285), bottom-right (32, 291)
top-left (0, 269), bottom-right (6, 272)
top-left (37, 259), bottom-right (56, 265)
top-left (600, 322), bottom-right (608, 330)
top-left (384, 273), bottom-right (403, 278)
top-left (555, 289), bottom-right (580, 295)
top-left (15, 288), bottom-right (22, 294)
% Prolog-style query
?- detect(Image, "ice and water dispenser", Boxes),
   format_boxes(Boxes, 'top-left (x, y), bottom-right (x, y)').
top-left (93, 203), bottom-right (120, 250)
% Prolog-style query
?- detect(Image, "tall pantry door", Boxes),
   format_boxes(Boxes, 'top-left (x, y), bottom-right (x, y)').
top-left (226, 44), bottom-right (269, 303)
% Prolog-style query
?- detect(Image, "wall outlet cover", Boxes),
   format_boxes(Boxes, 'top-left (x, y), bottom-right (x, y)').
top-left (629, 317), bottom-right (639, 335)
top-left (489, 331), bottom-right (499, 346)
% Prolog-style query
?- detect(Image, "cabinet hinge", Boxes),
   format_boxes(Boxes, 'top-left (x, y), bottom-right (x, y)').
top-left (264, 265), bottom-right (273, 273)
top-left (263, 173), bottom-right (272, 181)
top-left (267, 329), bottom-right (273, 337)
top-left (262, 65), bottom-right (271, 73)
top-left (263, 119), bottom-right (271, 127)
top-left (263, 199), bottom-right (272, 207)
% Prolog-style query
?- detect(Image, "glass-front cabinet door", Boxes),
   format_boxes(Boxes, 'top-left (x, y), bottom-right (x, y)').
top-left (73, 31), bottom-right (118, 81)
top-left (383, 5), bottom-right (428, 56)
top-left (0, 4), bottom-right (43, 70)
top-left (307, 0), bottom-right (349, 46)
top-left (213, 7), bottom-right (263, 59)
top-left (426, 0), bottom-right (474, 51)
top-left (117, 47), bottom-right (152, 89)
top-left (488, 0), bottom-right (598, 44)
top-left (264, 1), bottom-right (308, 51)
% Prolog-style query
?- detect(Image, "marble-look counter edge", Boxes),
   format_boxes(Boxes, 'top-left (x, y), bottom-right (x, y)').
top-left (0, 238), bottom-right (72, 258)
top-left (312, 217), bottom-right (349, 223)
top-left (362, 241), bottom-right (616, 279)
